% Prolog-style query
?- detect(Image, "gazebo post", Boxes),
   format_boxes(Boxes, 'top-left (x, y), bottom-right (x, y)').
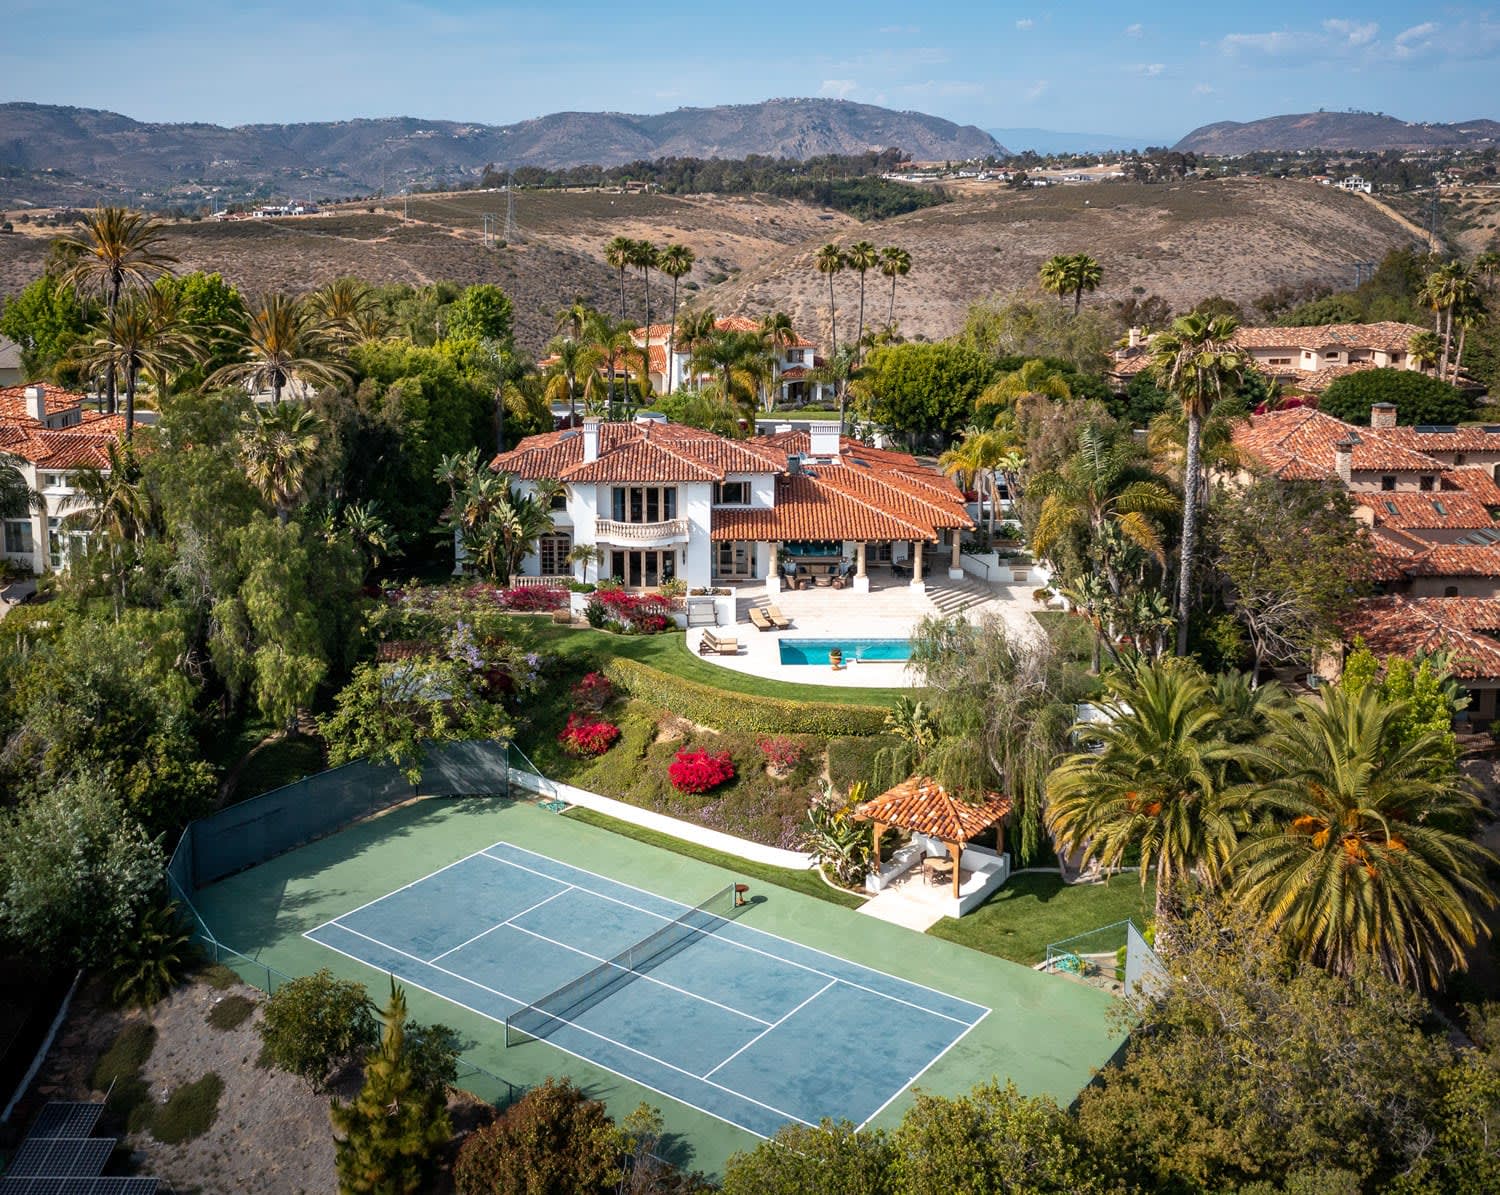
top-left (871, 820), bottom-right (885, 868)
top-left (949, 840), bottom-right (963, 898)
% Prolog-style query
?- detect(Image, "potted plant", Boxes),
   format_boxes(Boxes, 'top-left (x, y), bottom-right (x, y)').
top-left (829, 647), bottom-right (844, 669)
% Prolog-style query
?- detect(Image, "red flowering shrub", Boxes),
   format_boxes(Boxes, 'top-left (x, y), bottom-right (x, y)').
top-left (668, 748), bottom-right (736, 794)
top-left (570, 671), bottom-right (615, 711)
top-left (594, 590), bottom-right (672, 633)
top-left (558, 713), bottom-right (620, 757)
top-left (499, 586), bottom-right (568, 612)
top-left (756, 736), bottom-right (803, 773)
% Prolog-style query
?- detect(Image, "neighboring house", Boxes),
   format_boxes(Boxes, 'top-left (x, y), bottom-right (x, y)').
top-left (489, 417), bottom-right (971, 591)
top-left (1335, 175), bottom-right (1373, 194)
top-left (1110, 321), bottom-right (1435, 395)
top-left (0, 383), bottom-right (131, 575)
top-left (0, 337), bottom-right (22, 388)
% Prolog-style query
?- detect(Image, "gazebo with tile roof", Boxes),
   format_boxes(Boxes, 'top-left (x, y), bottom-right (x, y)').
top-left (855, 777), bottom-right (1013, 899)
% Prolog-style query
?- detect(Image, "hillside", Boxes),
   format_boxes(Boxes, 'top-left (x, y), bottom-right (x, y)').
top-left (0, 99), bottom-right (1002, 208)
top-left (697, 178), bottom-right (1420, 344)
top-left (1175, 111), bottom-right (1500, 154)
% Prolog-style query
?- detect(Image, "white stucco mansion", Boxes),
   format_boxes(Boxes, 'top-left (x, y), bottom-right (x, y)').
top-left (490, 416), bottom-right (973, 591)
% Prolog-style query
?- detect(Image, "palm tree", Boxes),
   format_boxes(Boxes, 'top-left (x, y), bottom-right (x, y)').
top-left (340, 501), bottom-right (397, 573)
top-left (1047, 655), bottom-right (1249, 926)
top-left (74, 292), bottom-right (196, 442)
top-left (1421, 262), bottom-right (1480, 380)
top-left (543, 336), bottom-right (603, 423)
top-left (1148, 312), bottom-right (1245, 655)
top-left (604, 236), bottom-right (634, 323)
top-left (208, 292), bottom-right (351, 404)
top-left (879, 246), bottom-right (912, 332)
top-left (815, 244), bottom-right (846, 357)
top-left (658, 245), bottom-right (696, 389)
top-left (1407, 329), bottom-right (1441, 372)
top-left (1234, 686), bottom-right (1497, 988)
top-left (237, 403), bottom-right (324, 523)
top-left (65, 443), bottom-right (151, 607)
top-left (939, 428), bottom-right (1009, 541)
top-left (59, 206), bottom-right (177, 414)
top-left (844, 241), bottom-right (879, 357)
top-left (583, 311), bottom-right (637, 415)
top-left (808, 344), bottom-right (858, 433)
top-left (759, 311), bottom-right (796, 409)
top-left (1450, 295), bottom-right (1488, 383)
top-left (553, 297), bottom-right (594, 344)
top-left (1038, 253), bottom-right (1103, 315)
top-left (308, 278), bottom-right (377, 345)
top-left (628, 239), bottom-right (659, 351)
top-left (1476, 251), bottom-right (1500, 290)
top-left (688, 329), bottom-right (767, 417)
top-left (976, 358), bottom-right (1073, 421)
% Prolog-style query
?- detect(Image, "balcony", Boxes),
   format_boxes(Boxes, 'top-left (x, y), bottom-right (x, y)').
top-left (595, 517), bottom-right (690, 547)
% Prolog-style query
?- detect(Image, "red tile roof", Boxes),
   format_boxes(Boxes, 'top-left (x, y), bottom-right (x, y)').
top-left (1448, 468), bottom-right (1500, 505)
top-left (1357, 492), bottom-right (1498, 532)
top-left (1231, 321), bottom-right (1427, 354)
top-left (1342, 596), bottom-right (1500, 679)
top-left (632, 315), bottom-right (817, 350)
top-left (1382, 426), bottom-right (1500, 454)
top-left (0, 384), bottom-right (130, 470)
top-left (854, 776), bottom-right (1013, 841)
top-left (492, 420), bottom-right (782, 484)
top-left (1232, 408), bottom-right (1447, 480)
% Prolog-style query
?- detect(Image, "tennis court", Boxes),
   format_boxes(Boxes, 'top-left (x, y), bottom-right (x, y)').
top-left (305, 840), bottom-right (989, 1139)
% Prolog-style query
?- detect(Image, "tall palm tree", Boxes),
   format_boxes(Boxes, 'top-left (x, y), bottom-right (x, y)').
top-left (759, 311), bottom-right (796, 409)
top-left (843, 241), bottom-right (879, 358)
top-left (675, 308), bottom-right (718, 360)
top-left (879, 246), bottom-right (912, 332)
top-left (1148, 312), bottom-right (1245, 655)
top-left (543, 336), bottom-right (603, 423)
top-left (975, 358), bottom-right (1073, 421)
top-left (1421, 262), bottom-right (1479, 380)
top-left (1450, 294), bottom-right (1488, 383)
top-left (1234, 686), bottom-right (1497, 988)
top-left (1048, 655), bottom-right (1249, 926)
top-left (237, 403), bottom-right (324, 523)
top-left (939, 428), bottom-right (1009, 541)
top-left (59, 206), bottom-right (177, 414)
top-left (1038, 253), bottom-right (1103, 315)
top-left (815, 244), bottom-right (846, 358)
top-left (1407, 329), bottom-right (1441, 372)
top-left (604, 236), bottom-right (634, 323)
top-left (688, 329), bottom-right (767, 417)
top-left (629, 239), bottom-right (659, 350)
top-left (74, 292), bottom-right (196, 442)
top-left (208, 292), bottom-right (351, 404)
top-left (584, 311), bottom-right (636, 415)
top-left (553, 296), bottom-right (594, 344)
top-left (307, 278), bottom-right (377, 345)
top-left (808, 344), bottom-right (858, 433)
top-left (657, 244), bottom-right (696, 390)
top-left (1475, 250), bottom-right (1500, 290)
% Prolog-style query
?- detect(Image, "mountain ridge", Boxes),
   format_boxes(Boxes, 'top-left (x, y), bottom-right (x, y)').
top-left (1174, 111), bottom-right (1500, 154)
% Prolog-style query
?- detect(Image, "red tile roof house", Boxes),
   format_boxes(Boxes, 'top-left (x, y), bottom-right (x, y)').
top-left (1232, 404), bottom-right (1500, 725)
top-left (487, 417), bottom-right (972, 593)
top-left (1, 383), bottom-right (134, 575)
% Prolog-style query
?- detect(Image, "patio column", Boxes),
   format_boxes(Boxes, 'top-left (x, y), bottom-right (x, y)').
top-left (853, 541), bottom-right (870, 593)
top-left (949, 840), bottom-right (963, 898)
top-left (948, 528), bottom-right (964, 581)
top-left (911, 538), bottom-right (925, 590)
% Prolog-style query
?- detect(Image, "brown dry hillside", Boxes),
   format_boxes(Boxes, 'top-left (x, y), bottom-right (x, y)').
top-left (0, 190), bottom-right (857, 353)
top-left (699, 178), bottom-right (1423, 345)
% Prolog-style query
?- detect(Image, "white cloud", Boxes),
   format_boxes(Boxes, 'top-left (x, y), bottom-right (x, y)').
top-left (1322, 18), bottom-right (1378, 47)
top-left (819, 79), bottom-right (858, 98)
top-left (1016, 18), bottom-right (1034, 31)
top-left (1131, 62), bottom-right (1165, 77)
top-left (1220, 30), bottom-right (1298, 55)
top-left (1125, 23), bottom-right (1143, 38)
top-left (1024, 79), bottom-right (1049, 101)
top-left (1393, 21), bottom-right (1439, 56)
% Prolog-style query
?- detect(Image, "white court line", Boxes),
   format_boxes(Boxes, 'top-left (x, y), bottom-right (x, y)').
top-left (304, 846), bottom-right (496, 935)
top-left (428, 886), bottom-right (574, 964)
top-left (499, 918), bottom-right (773, 1028)
top-left (482, 844), bottom-right (982, 1027)
top-left (303, 931), bottom-right (801, 1140)
top-left (310, 920), bottom-right (812, 1128)
top-left (703, 980), bottom-right (837, 1080)
top-left (855, 1005), bottom-right (995, 1131)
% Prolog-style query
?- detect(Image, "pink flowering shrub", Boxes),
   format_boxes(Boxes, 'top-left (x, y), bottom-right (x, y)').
top-left (668, 748), bottom-right (736, 794)
top-left (595, 590), bottom-right (672, 633)
top-left (570, 671), bottom-right (615, 711)
top-left (558, 713), bottom-right (621, 757)
top-left (499, 586), bottom-right (568, 612)
top-left (756, 736), bottom-right (804, 774)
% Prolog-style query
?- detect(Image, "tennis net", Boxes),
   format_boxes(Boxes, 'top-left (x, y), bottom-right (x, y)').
top-left (504, 884), bottom-right (737, 1046)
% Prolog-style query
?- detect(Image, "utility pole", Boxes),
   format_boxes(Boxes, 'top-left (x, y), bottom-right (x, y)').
top-left (504, 170), bottom-right (516, 242)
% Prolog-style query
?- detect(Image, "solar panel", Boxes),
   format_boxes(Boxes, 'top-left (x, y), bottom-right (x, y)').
top-left (27, 1104), bottom-right (105, 1141)
top-left (0, 1180), bottom-right (158, 1195)
top-left (3, 1138), bottom-right (113, 1178)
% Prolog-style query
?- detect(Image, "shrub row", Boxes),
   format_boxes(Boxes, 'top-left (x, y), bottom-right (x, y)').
top-left (601, 658), bottom-right (890, 736)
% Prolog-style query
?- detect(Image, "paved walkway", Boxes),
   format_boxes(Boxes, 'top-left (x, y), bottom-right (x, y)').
top-left (697, 570), bottom-right (1044, 688)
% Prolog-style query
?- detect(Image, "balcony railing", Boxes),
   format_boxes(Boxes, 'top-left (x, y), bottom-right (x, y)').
top-left (595, 517), bottom-right (689, 544)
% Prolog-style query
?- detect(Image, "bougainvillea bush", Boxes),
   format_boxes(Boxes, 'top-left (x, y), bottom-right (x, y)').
top-left (756, 736), bottom-right (804, 774)
top-left (557, 714), bottom-right (621, 757)
top-left (569, 671), bottom-right (615, 711)
top-left (498, 586), bottom-right (568, 612)
top-left (667, 748), bottom-right (736, 794)
top-left (594, 590), bottom-right (673, 633)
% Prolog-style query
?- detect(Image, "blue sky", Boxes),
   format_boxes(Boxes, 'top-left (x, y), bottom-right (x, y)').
top-left (2, 2), bottom-right (1496, 141)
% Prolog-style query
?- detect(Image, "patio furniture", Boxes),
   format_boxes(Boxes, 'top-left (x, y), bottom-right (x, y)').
top-left (814, 574), bottom-right (832, 587)
top-left (890, 561), bottom-right (911, 579)
top-left (698, 631), bottom-right (741, 656)
top-left (749, 607), bottom-right (776, 632)
top-left (764, 604), bottom-right (791, 629)
top-left (922, 856), bottom-right (954, 887)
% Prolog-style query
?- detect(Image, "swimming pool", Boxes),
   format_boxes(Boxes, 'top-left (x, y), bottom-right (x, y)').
top-left (777, 637), bottom-right (912, 665)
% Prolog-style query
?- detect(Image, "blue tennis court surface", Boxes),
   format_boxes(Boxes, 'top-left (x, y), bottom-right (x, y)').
top-left (305, 841), bottom-right (989, 1138)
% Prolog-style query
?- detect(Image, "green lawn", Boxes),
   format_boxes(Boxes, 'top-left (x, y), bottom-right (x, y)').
top-left (562, 806), bottom-right (865, 909)
top-left (928, 871), bottom-right (1155, 966)
top-left (496, 615), bottom-right (909, 707)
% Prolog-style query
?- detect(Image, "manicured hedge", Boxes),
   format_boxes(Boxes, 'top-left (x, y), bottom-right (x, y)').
top-left (602, 658), bottom-right (890, 736)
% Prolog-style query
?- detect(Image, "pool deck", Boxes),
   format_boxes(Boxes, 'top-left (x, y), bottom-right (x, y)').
top-left (697, 572), bottom-right (1044, 687)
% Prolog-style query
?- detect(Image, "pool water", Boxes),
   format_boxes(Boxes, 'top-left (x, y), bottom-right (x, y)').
top-left (777, 637), bottom-right (912, 665)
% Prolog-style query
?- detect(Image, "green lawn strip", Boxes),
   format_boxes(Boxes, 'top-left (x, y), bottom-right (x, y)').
top-left (495, 615), bottom-right (909, 707)
top-left (927, 871), bottom-right (1155, 966)
top-left (230, 734), bottom-right (327, 802)
top-left (562, 806), bottom-right (865, 909)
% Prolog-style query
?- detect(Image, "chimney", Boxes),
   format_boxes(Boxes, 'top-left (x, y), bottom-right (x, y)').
top-left (23, 383), bottom-right (45, 423)
top-left (1334, 438), bottom-right (1355, 485)
top-left (1128, 326), bottom-right (1143, 349)
top-left (808, 423), bottom-right (841, 458)
top-left (582, 416), bottom-right (600, 464)
top-left (1369, 402), bottom-right (1397, 430)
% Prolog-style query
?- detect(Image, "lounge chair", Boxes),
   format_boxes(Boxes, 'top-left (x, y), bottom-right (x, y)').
top-left (748, 607), bottom-right (776, 632)
top-left (698, 631), bottom-right (741, 656)
top-left (764, 604), bottom-right (792, 630)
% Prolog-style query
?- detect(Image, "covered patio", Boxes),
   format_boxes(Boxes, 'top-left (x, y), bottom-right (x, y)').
top-left (855, 777), bottom-right (1013, 927)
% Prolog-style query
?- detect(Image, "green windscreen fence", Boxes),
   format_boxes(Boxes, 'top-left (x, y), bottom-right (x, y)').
top-left (172, 739), bottom-right (512, 891)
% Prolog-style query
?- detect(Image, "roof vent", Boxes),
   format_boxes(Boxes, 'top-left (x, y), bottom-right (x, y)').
top-left (787, 454), bottom-right (802, 475)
